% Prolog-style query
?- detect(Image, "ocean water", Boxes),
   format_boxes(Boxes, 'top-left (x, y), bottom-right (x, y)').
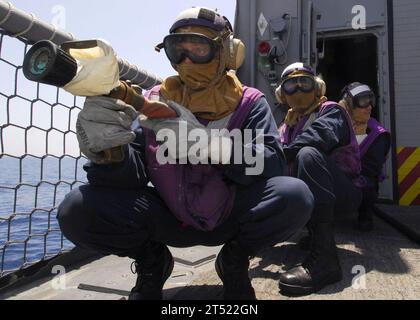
top-left (0, 155), bottom-right (88, 273)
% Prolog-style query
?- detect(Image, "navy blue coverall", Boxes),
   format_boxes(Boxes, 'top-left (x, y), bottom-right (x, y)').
top-left (282, 106), bottom-right (363, 222)
top-left (57, 97), bottom-right (314, 259)
top-left (359, 133), bottom-right (390, 215)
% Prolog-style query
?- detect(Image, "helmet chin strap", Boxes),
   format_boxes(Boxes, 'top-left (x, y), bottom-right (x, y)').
top-left (207, 62), bottom-right (225, 88)
top-left (208, 30), bottom-right (231, 88)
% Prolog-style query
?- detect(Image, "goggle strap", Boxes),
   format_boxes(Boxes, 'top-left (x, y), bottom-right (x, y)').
top-left (155, 43), bottom-right (164, 53)
top-left (215, 29), bottom-right (232, 45)
top-left (223, 16), bottom-right (234, 32)
top-left (349, 85), bottom-right (371, 97)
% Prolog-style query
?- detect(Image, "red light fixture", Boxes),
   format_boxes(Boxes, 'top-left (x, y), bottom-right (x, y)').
top-left (258, 41), bottom-right (271, 55)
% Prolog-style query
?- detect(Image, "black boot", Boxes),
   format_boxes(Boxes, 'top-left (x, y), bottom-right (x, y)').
top-left (279, 222), bottom-right (342, 296)
top-left (357, 206), bottom-right (374, 232)
top-left (129, 242), bottom-right (174, 300)
top-left (297, 227), bottom-right (312, 251)
top-left (215, 241), bottom-right (256, 300)
top-left (358, 188), bottom-right (377, 232)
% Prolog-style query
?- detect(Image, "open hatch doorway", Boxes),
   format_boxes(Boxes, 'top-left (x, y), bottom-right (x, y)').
top-left (317, 34), bottom-right (379, 120)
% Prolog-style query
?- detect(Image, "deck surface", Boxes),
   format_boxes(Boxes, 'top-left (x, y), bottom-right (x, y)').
top-left (4, 207), bottom-right (420, 300)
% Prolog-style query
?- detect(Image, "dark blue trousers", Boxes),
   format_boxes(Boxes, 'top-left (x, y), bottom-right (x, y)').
top-left (57, 177), bottom-right (313, 260)
top-left (294, 147), bottom-right (362, 223)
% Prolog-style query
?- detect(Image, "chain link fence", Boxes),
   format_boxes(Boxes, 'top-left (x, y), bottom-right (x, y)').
top-left (0, 2), bottom-right (161, 280)
top-left (0, 30), bottom-right (88, 278)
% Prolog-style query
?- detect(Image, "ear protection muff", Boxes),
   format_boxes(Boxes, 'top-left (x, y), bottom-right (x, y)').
top-left (275, 84), bottom-right (286, 104)
top-left (227, 35), bottom-right (245, 70)
top-left (340, 85), bottom-right (354, 109)
top-left (222, 16), bottom-right (245, 70)
top-left (315, 77), bottom-right (326, 97)
top-left (275, 76), bottom-right (326, 104)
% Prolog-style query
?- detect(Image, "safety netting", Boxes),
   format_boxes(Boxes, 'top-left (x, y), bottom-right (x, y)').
top-left (0, 31), bottom-right (87, 278)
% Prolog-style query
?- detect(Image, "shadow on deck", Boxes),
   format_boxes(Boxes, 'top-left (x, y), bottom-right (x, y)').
top-left (2, 205), bottom-right (420, 300)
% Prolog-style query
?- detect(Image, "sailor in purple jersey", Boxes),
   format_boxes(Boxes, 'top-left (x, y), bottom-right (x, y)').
top-left (276, 63), bottom-right (363, 296)
top-left (339, 83), bottom-right (391, 231)
top-left (57, 8), bottom-right (313, 300)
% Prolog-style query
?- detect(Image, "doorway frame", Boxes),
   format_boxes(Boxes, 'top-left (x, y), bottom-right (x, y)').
top-left (316, 33), bottom-right (380, 110)
top-left (316, 27), bottom-right (396, 202)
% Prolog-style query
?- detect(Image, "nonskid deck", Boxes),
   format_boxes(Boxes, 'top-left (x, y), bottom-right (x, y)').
top-left (4, 208), bottom-right (420, 300)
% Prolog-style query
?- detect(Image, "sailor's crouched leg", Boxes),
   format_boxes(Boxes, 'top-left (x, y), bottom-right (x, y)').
top-left (234, 176), bottom-right (314, 253)
top-left (215, 176), bottom-right (314, 300)
top-left (57, 185), bottom-right (175, 300)
top-left (57, 185), bottom-right (160, 258)
top-left (279, 147), bottom-right (346, 296)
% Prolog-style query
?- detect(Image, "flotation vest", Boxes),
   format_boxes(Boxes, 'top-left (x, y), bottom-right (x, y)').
top-left (359, 118), bottom-right (391, 158)
top-left (359, 118), bottom-right (391, 183)
top-left (143, 86), bottom-right (264, 232)
top-left (279, 101), bottom-right (363, 187)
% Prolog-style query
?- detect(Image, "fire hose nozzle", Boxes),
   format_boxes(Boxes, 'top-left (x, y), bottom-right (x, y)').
top-left (23, 40), bottom-right (78, 87)
top-left (23, 40), bottom-right (177, 163)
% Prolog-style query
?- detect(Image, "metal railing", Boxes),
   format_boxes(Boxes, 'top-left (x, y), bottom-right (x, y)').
top-left (0, 1), bottom-right (162, 279)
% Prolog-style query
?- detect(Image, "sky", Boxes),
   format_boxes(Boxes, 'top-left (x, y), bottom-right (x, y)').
top-left (0, 0), bottom-right (237, 157)
top-left (8, 0), bottom-right (237, 79)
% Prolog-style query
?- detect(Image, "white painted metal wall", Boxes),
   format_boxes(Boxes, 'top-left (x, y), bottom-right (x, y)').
top-left (393, 0), bottom-right (420, 147)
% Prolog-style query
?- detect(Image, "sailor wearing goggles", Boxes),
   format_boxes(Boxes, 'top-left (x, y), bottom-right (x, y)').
top-left (339, 83), bottom-right (391, 232)
top-left (276, 63), bottom-right (364, 296)
top-left (59, 8), bottom-right (313, 301)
